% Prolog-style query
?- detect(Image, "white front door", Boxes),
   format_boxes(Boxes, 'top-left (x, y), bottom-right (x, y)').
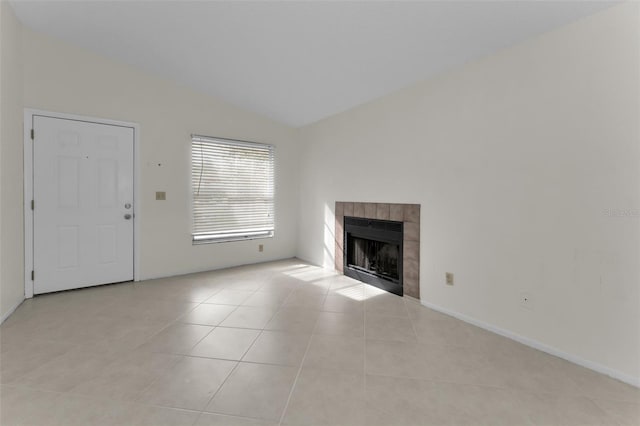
top-left (33, 116), bottom-right (134, 294)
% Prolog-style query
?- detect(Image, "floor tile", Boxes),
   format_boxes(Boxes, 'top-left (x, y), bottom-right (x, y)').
top-left (257, 280), bottom-right (298, 293)
top-left (190, 327), bottom-right (260, 360)
top-left (138, 323), bottom-right (213, 354)
top-left (303, 334), bottom-right (364, 372)
top-left (411, 314), bottom-right (474, 346)
top-left (204, 290), bottom-right (254, 306)
top-left (0, 385), bottom-right (61, 426)
top-left (69, 351), bottom-right (181, 401)
top-left (23, 315), bottom-right (117, 345)
top-left (110, 299), bottom-right (199, 323)
top-left (405, 300), bottom-right (451, 322)
top-left (2, 259), bottom-right (636, 426)
top-left (365, 374), bottom-right (531, 426)
top-left (170, 285), bottom-right (221, 303)
top-left (9, 347), bottom-right (115, 392)
top-left (242, 331), bottom-right (311, 366)
top-left (557, 359), bottom-right (640, 402)
top-left (264, 307), bottom-right (319, 333)
top-left (365, 292), bottom-right (408, 317)
top-left (138, 356), bottom-right (236, 411)
top-left (592, 398), bottom-right (640, 426)
top-left (282, 367), bottom-right (365, 426)
top-left (206, 362), bottom-right (298, 421)
top-left (365, 339), bottom-right (499, 386)
top-left (519, 392), bottom-right (621, 426)
top-left (288, 285), bottom-right (329, 298)
top-left (314, 311), bottom-right (364, 337)
top-left (80, 319), bottom-right (166, 356)
top-left (322, 293), bottom-right (365, 314)
top-left (219, 306), bottom-right (277, 329)
top-left (195, 413), bottom-right (276, 426)
top-left (179, 304), bottom-right (236, 326)
top-left (241, 290), bottom-right (292, 308)
top-left (282, 292), bottom-right (326, 310)
top-left (0, 339), bottom-right (75, 384)
top-left (223, 278), bottom-right (264, 292)
top-left (483, 343), bottom-right (586, 395)
top-left (120, 404), bottom-right (200, 426)
top-left (327, 278), bottom-right (365, 293)
top-left (4, 390), bottom-right (135, 426)
top-left (365, 314), bottom-right (417, 342)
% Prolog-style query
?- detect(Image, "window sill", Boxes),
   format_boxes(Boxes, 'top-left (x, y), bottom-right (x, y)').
top-left (192, 234), bottom-right (274, 245)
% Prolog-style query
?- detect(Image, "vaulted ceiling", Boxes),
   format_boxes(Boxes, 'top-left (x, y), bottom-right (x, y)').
top-left (10, 1), bottom-right (615, 127)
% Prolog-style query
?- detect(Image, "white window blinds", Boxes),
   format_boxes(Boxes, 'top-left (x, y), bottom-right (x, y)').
top-left (191, 135), bottom-right (275, 243)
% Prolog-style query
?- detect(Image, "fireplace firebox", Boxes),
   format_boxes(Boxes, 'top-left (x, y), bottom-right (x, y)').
top-left (344, 216), bottom-right (403, 296)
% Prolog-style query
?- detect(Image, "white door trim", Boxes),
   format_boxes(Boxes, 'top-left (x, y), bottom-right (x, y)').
top-left (23, 109), bottom-right (141, 298)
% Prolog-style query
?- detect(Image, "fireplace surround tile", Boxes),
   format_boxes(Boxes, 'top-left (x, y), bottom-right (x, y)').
top-left (389, 204), bottom-right (404, 222)
top-left (344, 202), bottom-right (354, 217)
top-left (364, 203), bottom-right (377, 218)
top-left (405, 259), bottom-right (419, 281)
top-left (376, 204), bottom-right (390, 220)
top-left (404, 222), bottom-right (420, 243)
top-left (404, 204), bottom-right (420, 223)
top-left (404, 241), bottom-right (419, 263)
top-left (353, 203), bottom-right (364, 218)
top-left (335, 201), bottom-right (420, 300)
top-left (404, 275), bottom-right (419, 300)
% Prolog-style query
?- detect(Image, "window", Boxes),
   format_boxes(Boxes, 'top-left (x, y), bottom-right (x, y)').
top-left (191, 135), bottom-right (275, 243)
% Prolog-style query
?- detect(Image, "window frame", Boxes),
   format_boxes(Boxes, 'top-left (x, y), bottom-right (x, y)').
top-left (190, 134), bottom-right (275, 244)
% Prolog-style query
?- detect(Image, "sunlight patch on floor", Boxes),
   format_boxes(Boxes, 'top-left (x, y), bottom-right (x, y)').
top-left (334, 284), bottom-right (379, 301)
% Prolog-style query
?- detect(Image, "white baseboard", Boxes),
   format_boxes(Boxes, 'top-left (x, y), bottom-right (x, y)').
top-left (1, 297), bottom-right (25, 325)
top-left (420, 300), bottom-right (639, 389)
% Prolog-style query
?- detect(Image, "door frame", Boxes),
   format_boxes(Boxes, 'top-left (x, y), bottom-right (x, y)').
top-left (23, 109), bottom-right (141, 298)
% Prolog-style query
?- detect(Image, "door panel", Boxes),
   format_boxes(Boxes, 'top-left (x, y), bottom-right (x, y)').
top-left (33, 116), bottom-right (134, 294)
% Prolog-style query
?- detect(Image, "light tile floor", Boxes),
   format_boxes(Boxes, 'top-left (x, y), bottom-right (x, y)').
top-left (0, 259), bottom-right (638, 426)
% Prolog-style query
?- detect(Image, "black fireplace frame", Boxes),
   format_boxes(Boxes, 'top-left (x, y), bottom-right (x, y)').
top-left (343, 216), bottom-right (403, 296)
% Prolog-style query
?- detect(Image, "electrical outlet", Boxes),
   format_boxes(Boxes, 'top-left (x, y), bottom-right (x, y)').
top-left (446, 272), bottom-right (454, 286)
top-left (155, 191), bottom-right (166, 200)
top-left (258, 244), bottom-right (264, 252)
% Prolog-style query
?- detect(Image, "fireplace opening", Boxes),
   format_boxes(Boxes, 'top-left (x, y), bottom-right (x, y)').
top-left (347, 237), bottom-right (399, 281)
top-left (344, 217), bottom-right (403, 296)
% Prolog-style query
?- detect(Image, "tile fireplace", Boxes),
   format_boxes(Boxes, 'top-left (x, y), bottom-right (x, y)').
top-left (335, 202), bottom-right (420, 299)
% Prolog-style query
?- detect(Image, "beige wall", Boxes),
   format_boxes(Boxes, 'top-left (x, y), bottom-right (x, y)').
top-left (0, 1), bottom-right (25, 320)
top-left (20, 27), bottom-right (300, 282)
top-left (297, 3), bottom-right (640, 382)
top-left (0, 19), bottom-right (303, 320)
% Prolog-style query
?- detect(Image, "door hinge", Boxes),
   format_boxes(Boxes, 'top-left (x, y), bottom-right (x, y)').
top-left (31, 200), bottom-right (34, 210)
top-left (31, 270), bottom-right (34, 281)
top-left (30, 129), bottom-right (34, 140)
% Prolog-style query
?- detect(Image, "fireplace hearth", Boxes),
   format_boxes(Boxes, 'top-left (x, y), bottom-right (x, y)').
top-left (344, 217), bottom-right (403, 296)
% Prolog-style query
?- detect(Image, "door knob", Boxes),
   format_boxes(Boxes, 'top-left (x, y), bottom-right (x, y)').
top-left (124, 214), bottom-right (132, 220)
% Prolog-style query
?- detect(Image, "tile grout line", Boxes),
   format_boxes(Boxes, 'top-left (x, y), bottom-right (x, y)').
top-left (126, 280), bottom-right (259, 417)
top-left (196, 357), bottom-right (242, 416)
top-left (187, 279), bottom-right (270, 416)
top-left (276, 288), bottom-right (328, 426)
top-left (188, 278), bottom-right (286, 421)
top-left (404, 297), bottom-right (420, 344)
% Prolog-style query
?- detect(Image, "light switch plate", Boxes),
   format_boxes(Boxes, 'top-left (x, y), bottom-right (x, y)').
top-left (156, 191), bottom-right (166, 200)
